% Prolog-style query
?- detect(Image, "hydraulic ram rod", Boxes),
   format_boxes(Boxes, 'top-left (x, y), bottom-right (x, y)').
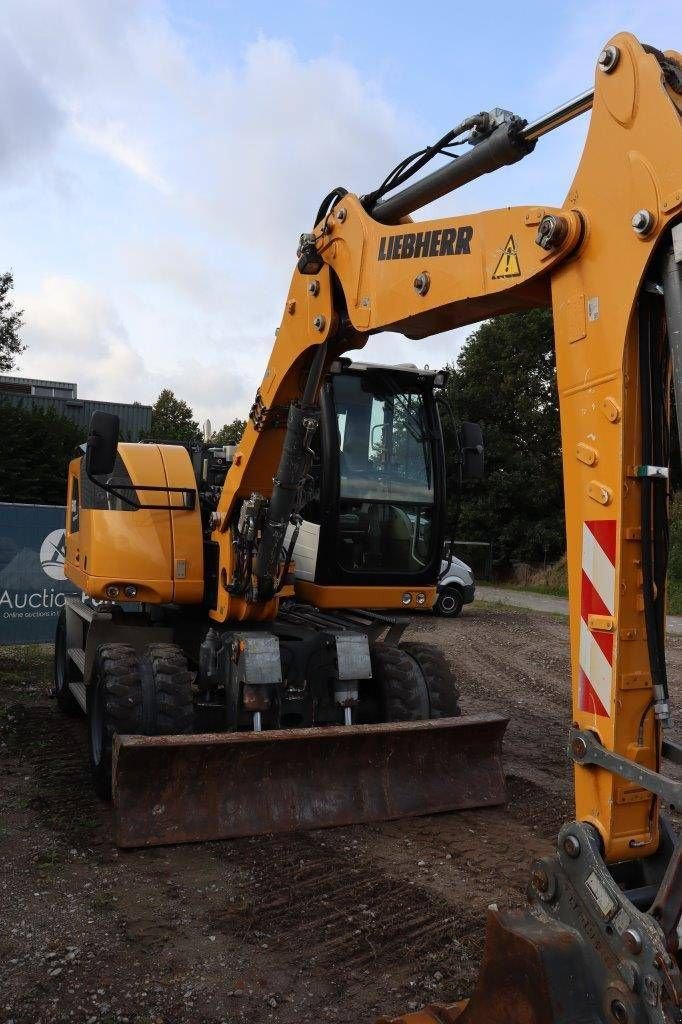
top-left (521, 88), bottom-right (594, 143)
top-left (369, 89), bottom-right (594, 225)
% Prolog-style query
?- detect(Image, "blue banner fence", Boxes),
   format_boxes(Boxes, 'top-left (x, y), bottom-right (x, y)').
top-left (0, 503), bottom-right (79, 646)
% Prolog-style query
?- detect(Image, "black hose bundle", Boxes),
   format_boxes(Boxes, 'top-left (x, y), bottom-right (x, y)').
top-left (638, 293), bottom-right (671, 721)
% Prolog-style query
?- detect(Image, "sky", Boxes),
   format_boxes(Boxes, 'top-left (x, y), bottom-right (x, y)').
top-left (1, 0), bottom-right (680, 429)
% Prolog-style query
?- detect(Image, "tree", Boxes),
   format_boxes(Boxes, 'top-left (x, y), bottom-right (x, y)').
top-left (0, 272), bottom-right (25, 372)
top-left (445, 308), bottom-right (564, 567)
top-left (0, 403), bottom-right (81, 504)
top-left (210, 417), bottom-right (246, 446)
top-left (148, 389), bottom-right (201, 445)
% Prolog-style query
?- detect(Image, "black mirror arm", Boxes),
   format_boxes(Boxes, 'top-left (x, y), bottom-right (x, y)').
top-left (84, 468), bottom-right (138, 509)
top-left (84, 472), bottom-right (196, 511)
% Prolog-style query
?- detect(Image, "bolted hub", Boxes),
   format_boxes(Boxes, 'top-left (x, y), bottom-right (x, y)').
top-left (610, 999), bottom-right (629, 1024)
top-left (312, 314), bottom-right (326, 332)
top-left (571, 735), bottom-right (588, 760)
top-left (413, 272), bottom-right (431, 296)
top-left (623, 928), bottom-right (643, 956)
top-left (631, 209), bottom-right (654, 236)
top-left (535, 214), bottom-right (569, 251)
top-left (308, 280), bottom-right (320, 296)
top-left (530, 858), bottom-right (557, 902)
top-left (598, 45), bottom-right (620, 73)
top-left (563, 834), bottom-right (581, 859)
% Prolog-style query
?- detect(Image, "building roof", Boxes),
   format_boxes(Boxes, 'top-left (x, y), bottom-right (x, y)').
top-left (0, 375), bottom-right (152, 441)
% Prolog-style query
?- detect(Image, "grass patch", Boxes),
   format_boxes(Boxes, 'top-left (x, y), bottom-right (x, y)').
top-left (0, 645), bottom-right (52, 687)
top-left (35, 848), bottom-right (63, 868)
top-left (668, 579), bottom-right (682, 616)
top-left (509, 549), bottom-right (682, 615)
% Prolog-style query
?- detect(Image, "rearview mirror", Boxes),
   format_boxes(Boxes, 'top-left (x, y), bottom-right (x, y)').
top-left (460, 421), bottom-right (484, 479)
top-left (86, 411), bottom-right (120, 478)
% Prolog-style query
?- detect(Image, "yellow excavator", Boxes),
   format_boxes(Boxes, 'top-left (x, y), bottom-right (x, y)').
top-left (55, 30), bottom-right (681, 1021)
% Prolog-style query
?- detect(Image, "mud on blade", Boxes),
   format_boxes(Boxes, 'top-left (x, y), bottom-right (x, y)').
top-left (112, 714), bottom-right (508, 848)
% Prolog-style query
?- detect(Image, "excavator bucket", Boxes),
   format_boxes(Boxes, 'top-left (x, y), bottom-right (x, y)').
top-left (112, 713), bottom-right (508, 848)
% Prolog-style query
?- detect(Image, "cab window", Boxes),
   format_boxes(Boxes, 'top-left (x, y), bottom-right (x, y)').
top-left (80, 454), bottom-right (139, 512)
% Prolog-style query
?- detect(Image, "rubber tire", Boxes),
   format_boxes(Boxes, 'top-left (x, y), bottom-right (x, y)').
top-left (144, 643), bottom-right (194, 735)
top-left (87, 641), bottom-right (195, 800)
top-left (53, 608), bottom-right (80, 716)
top-left (369, 644), bottom-right (430, 722)
top-left (400, 642), bottom-right (461, 718)
top-left (88, 644), bottom-right (143, 800)
top-left (436, 586), bottom-right (464, 618)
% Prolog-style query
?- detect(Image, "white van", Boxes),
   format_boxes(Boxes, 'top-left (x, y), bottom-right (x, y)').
top-left (436, 553), bottom-right (475, 617)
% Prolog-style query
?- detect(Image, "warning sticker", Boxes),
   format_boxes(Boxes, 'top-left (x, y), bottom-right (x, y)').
top-left (492, 235), bottom-right (521, 279)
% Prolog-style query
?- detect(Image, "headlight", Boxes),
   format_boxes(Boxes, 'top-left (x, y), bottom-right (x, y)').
top-left (123, 585), bottom-right (138, 599)
top-left (105, 585), bottom-right (120, 599)
top-left (416, 592), bottom-right (426, 605)
top-left (401, 592), bottom-right (412, 606)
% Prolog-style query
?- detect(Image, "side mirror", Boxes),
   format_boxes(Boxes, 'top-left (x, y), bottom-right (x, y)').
top-left (460, 421), bottom-right (484, 479)
top-left (86, 411), bottom-right (120, 478)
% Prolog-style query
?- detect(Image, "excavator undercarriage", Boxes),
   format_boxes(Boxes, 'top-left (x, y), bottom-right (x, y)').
top-left (58, 592), bottom-right (506, 847)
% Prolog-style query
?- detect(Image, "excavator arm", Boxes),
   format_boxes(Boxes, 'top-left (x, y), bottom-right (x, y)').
top-left (207, 32), bottom-right (682, 1022)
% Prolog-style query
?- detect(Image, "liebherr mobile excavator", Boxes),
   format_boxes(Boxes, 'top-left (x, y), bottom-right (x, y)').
top-left (56, 30), bottom-right (682, 1021)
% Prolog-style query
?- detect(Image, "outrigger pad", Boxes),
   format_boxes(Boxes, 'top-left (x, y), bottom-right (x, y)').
top-left (112, 714), bottom-right (508, 848)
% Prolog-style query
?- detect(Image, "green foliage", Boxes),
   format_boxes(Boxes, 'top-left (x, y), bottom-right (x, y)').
top-left (669, 494), bottom-right (682, 615)
top-left (210, 417), bottom-right (246, 446)
top-left (148, 388), bottom-right (200, 445)
top-left (0, 272), bottom-right (24, 372)
top-left (445, 308), bottom-right (564, 566)
top-left (0, 403), bottom-right (81, 504)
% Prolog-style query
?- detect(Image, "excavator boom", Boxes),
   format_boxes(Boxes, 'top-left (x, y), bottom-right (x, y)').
top-left (367, 33), bottom-right (682, 1024)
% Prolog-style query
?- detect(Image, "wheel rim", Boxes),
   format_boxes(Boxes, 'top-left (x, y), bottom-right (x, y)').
top-left (90, 681), bottom-right (103, 765)
top-left (440, 593), bottom-right (457, 613)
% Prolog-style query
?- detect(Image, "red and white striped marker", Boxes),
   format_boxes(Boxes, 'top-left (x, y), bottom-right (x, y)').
top-left (579, 520), bottom-right (616, 717)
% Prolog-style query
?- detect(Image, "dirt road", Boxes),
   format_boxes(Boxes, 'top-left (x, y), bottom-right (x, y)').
top-left (1, 606), bottom-right (679, 1024)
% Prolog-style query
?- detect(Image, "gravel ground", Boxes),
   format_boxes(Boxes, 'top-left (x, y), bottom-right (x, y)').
top-left (1, 605), bottom-right (679, 1024)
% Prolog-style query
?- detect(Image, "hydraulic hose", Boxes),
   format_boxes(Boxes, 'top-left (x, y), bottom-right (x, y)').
top-left (638, 294), bottom-right (670, 723)
top-left (368, 119), bottom-right (534, 225)
top-left (662, 227), bottom-right (682, 457)
top-left (252, 342), bottom-right (327, 601)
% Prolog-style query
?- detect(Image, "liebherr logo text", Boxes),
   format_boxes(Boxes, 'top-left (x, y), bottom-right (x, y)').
top-left (378, 226), bottom-right (473, 261)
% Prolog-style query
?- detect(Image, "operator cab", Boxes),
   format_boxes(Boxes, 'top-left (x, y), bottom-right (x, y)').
top-left (292, 360), bottom-right (447, 588)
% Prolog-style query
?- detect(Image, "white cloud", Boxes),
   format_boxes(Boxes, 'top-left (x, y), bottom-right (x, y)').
top-left (119, 240), bottom-right (243, 315)
top-left (1, 3), bottom-right (422, 421)
top-left (179, 36), bottom-right (408, 255)
top-left (14, 276), bottom-right (145, 394)
top-left (73, 119), bottom-right (172, 195)
top-left (14, 274), bottom-right (263, 427)
top-left (0, 33), bottom-right (63, 173)
top-left (13, 3), bottom-right (671, 421)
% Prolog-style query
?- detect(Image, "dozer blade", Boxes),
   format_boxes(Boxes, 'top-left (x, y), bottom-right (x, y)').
top-left (112, 714), bottom-right (508, 848)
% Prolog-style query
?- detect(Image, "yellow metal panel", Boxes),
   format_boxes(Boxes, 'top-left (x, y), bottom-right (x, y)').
top-left (65, 444), bottom-right (203, 605)
top-left (552, 33), bottom-right (682, 860)
top-left (83, 444), bottom-right (172, 589)
top-left (157, 444), bottom-right (204, 603)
